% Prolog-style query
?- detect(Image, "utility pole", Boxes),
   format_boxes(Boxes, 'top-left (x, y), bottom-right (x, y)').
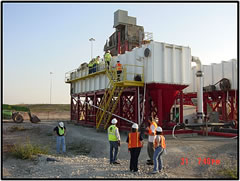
top-left (50, 72), bottom-right (53, 104)
top-left (89, 38), bottom-right (95, 60)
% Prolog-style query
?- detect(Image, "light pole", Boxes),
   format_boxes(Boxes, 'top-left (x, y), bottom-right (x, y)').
top-left (89, 38), bottom-right (95, 60)
top-left (50, 72), bottom-right (53, 104)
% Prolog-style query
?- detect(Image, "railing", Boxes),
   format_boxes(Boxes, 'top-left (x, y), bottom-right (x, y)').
top-left (65, 62), bottom-right (144, 83)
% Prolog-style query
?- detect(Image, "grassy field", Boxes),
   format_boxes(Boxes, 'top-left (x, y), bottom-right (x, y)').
top-left (16, 104), bottom-right (70, 112)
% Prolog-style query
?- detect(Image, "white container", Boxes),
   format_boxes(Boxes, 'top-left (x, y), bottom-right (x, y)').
top-left (69, 41), bottom-right (192, 94)
top-left (184, 59), bottom-right (237, 93)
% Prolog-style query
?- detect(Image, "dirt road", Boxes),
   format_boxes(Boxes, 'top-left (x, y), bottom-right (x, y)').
top-left (2, 120), bottom-right (238, 179)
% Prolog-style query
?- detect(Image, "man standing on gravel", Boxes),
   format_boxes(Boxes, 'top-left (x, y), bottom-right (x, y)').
top-left (108, 118), bottom-right (121, 164)
top-left (53, 122), bottom-right (66, 154)
top-left (145, 117), bottom-right (158, 165)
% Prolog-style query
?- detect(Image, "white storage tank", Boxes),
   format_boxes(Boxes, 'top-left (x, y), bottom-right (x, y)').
top-left (184, 59), bottom-right (237, 93)
top-left (68, 41), bottom-right (192, 94)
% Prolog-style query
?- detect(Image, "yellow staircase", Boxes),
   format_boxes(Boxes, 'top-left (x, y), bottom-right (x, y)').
top-left (96, 68), bottom-right (125, 129)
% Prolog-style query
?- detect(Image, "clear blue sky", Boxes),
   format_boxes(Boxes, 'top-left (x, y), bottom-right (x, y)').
top-left (3, 3), bottom-right (237, 104)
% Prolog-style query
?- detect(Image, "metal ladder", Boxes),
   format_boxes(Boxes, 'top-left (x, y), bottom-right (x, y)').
top-left (96, 68), bottom-right (125, 129)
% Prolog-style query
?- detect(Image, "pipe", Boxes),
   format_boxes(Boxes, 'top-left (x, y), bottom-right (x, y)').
top-left (192, 56), bottom-right (204, 123)
top-left (79, 99), bottom-right (135, 124)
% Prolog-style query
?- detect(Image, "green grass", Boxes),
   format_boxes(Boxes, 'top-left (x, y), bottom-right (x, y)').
top-left (217, 168), bottom-right (238, 179)
top-left (15, 104), bottom-right (70, 112)
top-left (10, 141), bottom-right (49, 160)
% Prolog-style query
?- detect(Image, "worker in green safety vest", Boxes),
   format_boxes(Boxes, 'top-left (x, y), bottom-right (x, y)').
top-left (53, 122), bottom-right (66, 154)
top-left (104, 50), bottom-right (112, 70)
top-left (108, 118), bottom-right (121, 164)
top-left (88, 59), bottom-right (94, 74)
top-left (93, 56), bottom-right (100, 72)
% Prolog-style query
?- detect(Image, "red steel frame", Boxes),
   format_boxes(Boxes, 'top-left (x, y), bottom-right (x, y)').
top-left (70, 83), bottom-right (189, 131)
top-left (180, 90), bottom-right (238, 123)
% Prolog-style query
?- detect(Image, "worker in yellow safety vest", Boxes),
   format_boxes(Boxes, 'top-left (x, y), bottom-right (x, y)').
top-left (116, 61), bottom-right (122, 81)
top-left (95, 56), bottom-right (100, 72)
top-left (145, 117), bottom-right (158, 165)
top-left (53, 122), bottom-right (66, 154)
top-left (108, 118), bottom-right (121, 164)
top-left (104, 50), bottom-right (112, 70)
top-left (126, 123), bottom-right (144, 172)
top-left (88, 59), bottom-right (94, 74)
top-left (152, 126), bottom-right (166, 174)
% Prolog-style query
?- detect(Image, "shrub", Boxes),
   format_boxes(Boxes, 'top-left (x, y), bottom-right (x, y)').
top-left (218, 168), bottom-right (238, 179)
top-left (10, 141), bottom-right (48, 160)
top-left (9, 125), bottom-right (27, 132)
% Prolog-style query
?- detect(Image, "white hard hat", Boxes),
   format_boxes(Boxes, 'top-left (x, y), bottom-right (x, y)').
top-left (132, 123), bottom-right (139, 129)
top-left (111, 118), bottom-right (117, 124)
top-left (156, 126), bottom-right (162, 132)
top-left (155, 118), bottom-right (159, 123)
top-left (59, 122), bottom-right (64, 128)
top-left (107, 50), bottom-right (110, 53)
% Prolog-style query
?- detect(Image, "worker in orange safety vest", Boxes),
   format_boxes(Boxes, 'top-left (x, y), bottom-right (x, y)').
top-left (126, 123), bottom-right (144, 172)
top-left (145, 117), bottom-right (158, 165)
top-left (116, 60), bottom-right (122, 81)
top-left (152, 126), bottom-right (166, 174)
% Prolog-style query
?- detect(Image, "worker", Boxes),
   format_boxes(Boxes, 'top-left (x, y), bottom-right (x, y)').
top-left (107, 118), bottom-right (121, 164)
top-left (88, 60), bottom-right (93, 74)
top-left (116, 60), bottom-right (122, 81)
top-left (95, 56), bottom-right (100, 71)
top-left (53, 122), bottom-right (66, 154)
top-left (152, 126), bottom-right (166, 174)
top-left (126, 123), bottom-right (144, 172)
top-left (145, 117), bottom-right (158, 165)
top-left (104, 50), bottom-right (112, 70)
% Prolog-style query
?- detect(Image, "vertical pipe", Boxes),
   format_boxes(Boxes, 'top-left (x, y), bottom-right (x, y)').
top-left (118, 31), bottom-right (121, 54)
top-left (134, 88), bottom-right (138, 124)
top-left (192, 56), bottom-right (204, 123)
top-left (180, 91), bottom-right (183, 124)
top-left (138, 87), bottom-right (140, 126)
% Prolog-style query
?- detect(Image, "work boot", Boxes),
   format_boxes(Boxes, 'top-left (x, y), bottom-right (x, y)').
top-left (113, 161), bottom-right (120, 164)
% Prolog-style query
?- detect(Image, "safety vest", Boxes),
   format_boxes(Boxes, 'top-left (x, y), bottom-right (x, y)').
top-left (88, 63), bottom-right (93, 68)
top-left (128, 132), bottom-right (142, 148)
top-left (116, 63), bottom-right (122, 71)
top-left (95, 58), bottom-right (100, 64)
top-left (108, 125), bottom-right (118, 141)
top-left (58, 126), bottom-right (65, 136)
top-left (148, 121), bottom-right (158, 135)
top-left (104, 53), bottom-right (111, 62)
top-left (154, 135), bottom-right (166, 149)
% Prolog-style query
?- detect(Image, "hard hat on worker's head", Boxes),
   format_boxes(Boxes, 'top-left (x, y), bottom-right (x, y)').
top-left (107, 50), bottom-right (110, 53)
top-left (154, 118), bottom-right (159, 123)
top-left (59, 122), bottom-right (64, 128)
top-left (132, 123), bottom-right (139, 129)
top-left (111, 118), bottom-right (117, 124)
top-left (156, 126), bottom-right (163, 133)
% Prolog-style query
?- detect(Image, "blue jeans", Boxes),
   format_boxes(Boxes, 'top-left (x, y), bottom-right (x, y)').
top-left (109, 141), bottom-right (119, 163)
top-left (153, 146), bottom-right (164, 171)
top-left (56, 136), bottom-right (66, 153)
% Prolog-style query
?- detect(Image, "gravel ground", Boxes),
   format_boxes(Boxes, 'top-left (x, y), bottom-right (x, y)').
top-left (2, 120), bottom-right (238, 179)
